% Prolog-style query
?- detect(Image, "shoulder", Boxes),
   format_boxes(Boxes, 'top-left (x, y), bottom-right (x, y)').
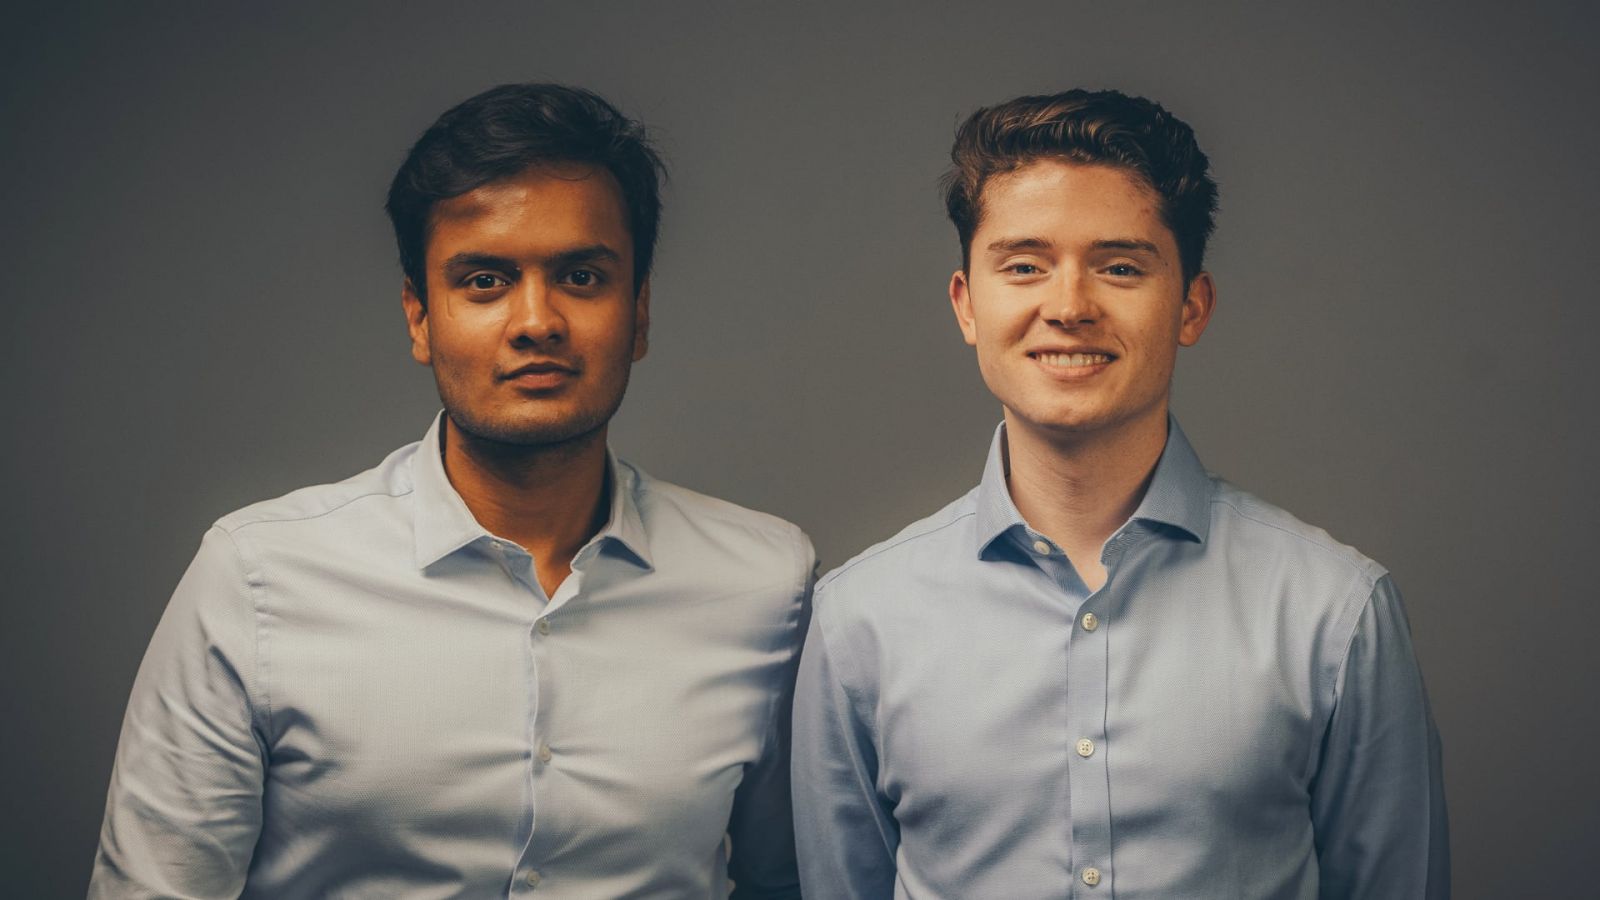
top-left (627, 462), bottom-right (814, 586)
top-left (212, 441), bottom-right (418, 540)
top-left (811, 488), bottom-right (979, 622)
top-left (632, 463), bottom-right (805, 545)
top-left (820, 488), bottom-right (978, 592)
top-left (1207, 477), bottom-right (1389, 597)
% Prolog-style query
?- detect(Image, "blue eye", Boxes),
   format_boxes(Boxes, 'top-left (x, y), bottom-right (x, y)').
top-left (1106, 264), bottom-right (1141, 277)
top-left (1009, 264), bottom-right (1040, 275)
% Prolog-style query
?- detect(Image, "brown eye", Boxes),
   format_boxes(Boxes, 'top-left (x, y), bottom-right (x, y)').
top-left (470, 274), bottom-right (504, 290)
top-left (566, 269), bottom-right (597, 287)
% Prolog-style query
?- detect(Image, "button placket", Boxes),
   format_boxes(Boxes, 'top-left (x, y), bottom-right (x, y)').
top-left (1065, 559), bottom-right (1114, 900)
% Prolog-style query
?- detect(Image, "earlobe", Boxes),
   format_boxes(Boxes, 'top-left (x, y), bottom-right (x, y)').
top-left (950, 270), bottom-right (979, 347)
top-left (401, 279), bottom-right (433, 366)
top-left (1178, 272), bottom-right (1216, 347)
top-left (632, 280), bottom-right (652, 362)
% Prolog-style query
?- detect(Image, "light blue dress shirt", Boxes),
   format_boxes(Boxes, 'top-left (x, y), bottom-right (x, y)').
top-left (793, 419), bottom-right (1447, 899)
top-left (92, 414), bottom-right (813, 899)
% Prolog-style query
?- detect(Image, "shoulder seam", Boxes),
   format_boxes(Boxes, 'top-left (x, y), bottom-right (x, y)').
top-left (218, 484), bottom-right (414, 534)
top-left (1209, 494), bottom-right (1378, 579)
top-left (819, 509), bottom-right (978, 590)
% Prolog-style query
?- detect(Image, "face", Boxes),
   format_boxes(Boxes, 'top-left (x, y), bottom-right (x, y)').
top-left (403, 163), bottom-right (649, 448)
top-left (950, 159), bottom-right (1214, 446)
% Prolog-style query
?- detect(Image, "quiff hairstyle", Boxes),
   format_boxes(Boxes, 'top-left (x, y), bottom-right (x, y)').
top-left (386, 83), bottom-right (665, 303)
top-left (942, 89), bottom-right (1218, 283)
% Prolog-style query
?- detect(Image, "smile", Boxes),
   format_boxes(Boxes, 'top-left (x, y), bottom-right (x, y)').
top-left (1030, 352), bottom-right (1113, 368)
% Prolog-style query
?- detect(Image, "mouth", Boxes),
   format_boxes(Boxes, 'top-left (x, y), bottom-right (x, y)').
top-left (1028, 350), bottom-right (1115, 369)
top-left (501, 360), bottom-right (579, 389)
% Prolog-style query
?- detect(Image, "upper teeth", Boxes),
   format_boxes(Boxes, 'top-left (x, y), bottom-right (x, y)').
top-left (1036, 352), bottom-right (1111, 367)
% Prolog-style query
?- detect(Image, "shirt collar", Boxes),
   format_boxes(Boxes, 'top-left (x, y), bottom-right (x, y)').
top-left (974, 414), bottom-right (1213, 558)
top-left (410, 412), bottom-right (654, 571)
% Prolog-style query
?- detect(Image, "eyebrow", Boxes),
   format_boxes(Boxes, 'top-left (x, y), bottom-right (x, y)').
top-left (983, 237), bottom-right (1164, 256)
top-left (985, 237), bottom-right (1055, 255)
top-left (1092, 238), bottom-right (1163, 255)
top-left (549, 244), bottom-right (623, 268)
top-left (441, 252), bottom-right (518, 272)
top-left (440, 244), bottom-right (623, 272)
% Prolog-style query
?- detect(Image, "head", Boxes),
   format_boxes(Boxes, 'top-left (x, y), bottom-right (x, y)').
top-left (387, 83), bottom-right (664, 302)
top-left (387, 84), bottom-right (665, 450)
top-left (944, 90), bottom-right (1219, 447)
top-left (943, 89), bottom-right (1217, 284)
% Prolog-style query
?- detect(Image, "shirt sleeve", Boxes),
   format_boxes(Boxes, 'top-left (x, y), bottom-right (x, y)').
top-left (89, 526), bottom-right (267, 899)
top-left (1311, 574), bottom-right (1450, 899)
top-left (724, 529), bottom-right (815, 900)
top-left (791, 585), bottom-right (899, 900)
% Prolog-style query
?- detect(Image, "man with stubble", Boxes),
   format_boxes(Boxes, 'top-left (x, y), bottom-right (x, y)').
top-left (92, 83), bottom-right (810, 898)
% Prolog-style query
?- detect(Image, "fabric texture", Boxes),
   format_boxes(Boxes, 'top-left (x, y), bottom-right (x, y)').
top-left (793, 418), bottom-right (1448, 899)
top-left (92, 413), bottom-right (813, 899)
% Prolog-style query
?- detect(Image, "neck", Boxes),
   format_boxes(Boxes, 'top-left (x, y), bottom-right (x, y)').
top-left (440, 416), bottom-right (611, 575)
top-left (1003, 407), bottom-right (1169, 587)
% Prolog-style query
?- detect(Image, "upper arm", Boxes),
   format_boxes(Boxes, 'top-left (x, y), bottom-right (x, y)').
top-left (724, 527), bottom-right (815, 900)
top-left (791, 587), bottom-right (899, 900)
top-left (1311, 574), bottom-right (1449, 899)
top-left (90, 526), bottom-right (267, 898)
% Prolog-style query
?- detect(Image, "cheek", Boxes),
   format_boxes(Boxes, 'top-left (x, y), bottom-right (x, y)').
top-left (425, 328), bottom-right (495, 377)
top-left (590, 309), bottom-right (641, 356)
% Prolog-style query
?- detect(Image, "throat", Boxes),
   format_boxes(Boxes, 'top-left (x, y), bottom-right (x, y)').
top-left (441, 417), bottom-right (613, 578)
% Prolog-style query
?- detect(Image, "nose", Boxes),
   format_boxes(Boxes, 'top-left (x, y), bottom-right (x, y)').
top-left (507, 280), bottom-right (566, 346)
top-left (1045, 270), bottom-right (1100, 327)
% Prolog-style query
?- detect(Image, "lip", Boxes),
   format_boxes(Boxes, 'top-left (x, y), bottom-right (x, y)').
top-left (1026, 346), bottom-right (1116, 380)
top-left (500, 360), bottom-right (579, 390)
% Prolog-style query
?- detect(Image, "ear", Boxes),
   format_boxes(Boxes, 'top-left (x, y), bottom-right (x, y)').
top-left (631, 279), bottom-right (652, 362)
top-left (949, 269), bottom-right (979, 346)
top-left (1177, 271), bottom-right (1216, 347)
top-left (402, 278), bottom-right (432, 366)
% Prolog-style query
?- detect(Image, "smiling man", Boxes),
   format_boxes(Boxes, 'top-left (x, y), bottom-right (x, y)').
top-left (792, 90), bottom-right (1448, 898)
top-left (91, 84), bottom-right (811, 898)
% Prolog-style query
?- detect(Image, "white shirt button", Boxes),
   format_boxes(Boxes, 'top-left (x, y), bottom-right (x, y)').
top-left (537, 743), bottom-right (552, 763)
top-left (1032, 539), bottom-right (1051, 555)
top-left (1076, 738), bottom-right (1095, 757)
top-left (537, 619), bottom-right (551, 635)
top-left (525, 869), bottom-right (542, 887)
top-left (1081, 866), bottom-right (1101, 886)
top-left (1081, 612), bottom-right (1099, 631)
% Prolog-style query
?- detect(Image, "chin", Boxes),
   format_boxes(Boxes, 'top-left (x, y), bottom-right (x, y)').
top-left (448, 408), bottom-right (611, 449)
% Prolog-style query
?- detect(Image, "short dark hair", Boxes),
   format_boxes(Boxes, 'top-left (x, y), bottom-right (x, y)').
top-left (942, 89), bottom-right (1218, 282)
top-left (386, 83), bottom-right (665, 300)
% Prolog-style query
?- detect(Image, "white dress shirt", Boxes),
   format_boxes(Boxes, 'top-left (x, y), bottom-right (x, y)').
top-left (92, 414), bottom-right (813, 898)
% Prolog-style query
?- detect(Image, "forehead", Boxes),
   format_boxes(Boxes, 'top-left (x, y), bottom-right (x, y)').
top-left (976, 160), bottom-right (1171, 246)
top-left (426, 163), bottom-right (631, 260)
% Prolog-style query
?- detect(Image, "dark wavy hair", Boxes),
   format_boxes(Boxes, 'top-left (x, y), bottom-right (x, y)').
top-left (386, 83), bottom-right (665, 301)
top-left (943, 89), bottom-right (1218, 282)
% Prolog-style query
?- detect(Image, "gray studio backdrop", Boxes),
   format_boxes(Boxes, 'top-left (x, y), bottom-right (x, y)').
top-left (3, 2), bottom-right (1596, 896)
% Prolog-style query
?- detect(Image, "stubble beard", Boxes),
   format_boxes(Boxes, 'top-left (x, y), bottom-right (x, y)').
top-left (434, 366), bottom-right (633, 455)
